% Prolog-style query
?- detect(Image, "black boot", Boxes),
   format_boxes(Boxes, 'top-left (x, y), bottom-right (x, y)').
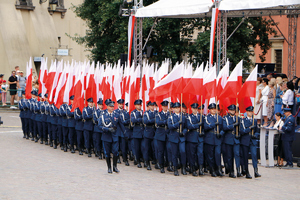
top-left (99, 153), bottom-right (103, 160)
top-left (45, 140), bottom-right (48, 145)
top-left (224, 163), bottom-right (229, 174)
top-left (31, 135), bottom-right (34, 141)
top-left (229, 169), bottom-right (236, 178)
top-left (241, 165), bottom-right (246, 176)
top-left (134, 157), bottom-right (138, 165)
top-left (254, 168), bottom-right (261, 178)
top-left (167, 162), bottom-right (174, 172)
top-left (211, 168), bottom-right (217, 177)
top-left (50, 141), bottom-right (53, 147)
top-left (71, 145), bottom-right (75, 153)
top-left (54, 140), bottom-right (57, 149)
top-left (23, 132), bottom-right (26, 138)
top-left (25, 132), bottom-right (29, 139)
top-left (40, 139), bottom-right (44, 144)
top-left (198, 165), bottom-right (204, 176)
top-left (88, 149), bottom-right (92, 157)
top-left (245, 170), bottom-right (252, 179)
top-left (79, 150), bottom-right (83, 155)
top-left (181, 165), bottom-right (187, 175)
top-left (160, 166), bottom-right (165, 173)
top-left (174, 166), bottom-right (179, 176)
top-left (64, 144), bottom-right (67, 152)
top-left (124, 159), bottom-right (130, 166)
top-left (192, 166), bottom-right (198, 177)
top-left (136, 156), bottom-right (142, 168)
top-left (113, 156), bottom-right (120, 173)
top-left (216, 166), bottom-right (224, 177)
top-left (155, 162), bottom-right (160, 169)
top-left (35, 137), bottom-right (38, 143)
top-left (117, 156), bottom-right (121, 164)
top-left (236, 167), bottom-right (242, 177)
top-left (106, 157), bottom-right (112, 173)
top-left (129, 151), bottom-right (134, 161)
top-left (147, 161), bottom-right (152, 170)
top-left (60, 143), bottom-right (64, 150)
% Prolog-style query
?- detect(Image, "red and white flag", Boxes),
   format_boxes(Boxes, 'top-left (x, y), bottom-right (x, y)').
top-left (38, 57), bottom-right (48, 97)
top-left (71, 67), bottom-right (85, 112)
top-left (54, 62), bottom-right (68, 108)
top-left (203, 65), bottom-right (217, 103)
top-left (128, 15), bottom-right (135, 66)
top-left (85, 61), bottom-right (97, 104)
top-left (25, 58), bottom-right (33, 99)
top-left (49, 61), bottom-right (63, 104)
top-left (209, 8), bottom-right (219, 67)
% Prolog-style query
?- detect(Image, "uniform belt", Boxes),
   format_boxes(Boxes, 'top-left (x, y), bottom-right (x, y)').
top-left (135, 123), bottom-right (143, 126)
top-left (124, 125), bottom-right (130, 128)
top-left (158, 125), bottom-right (166, 128)
top-left (145, 125), bottom-right (155, 128)
top-left (63, 116), bottom-right (67, 119)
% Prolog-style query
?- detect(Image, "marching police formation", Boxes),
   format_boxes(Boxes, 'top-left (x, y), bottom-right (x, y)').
top-left (19, 90), bottom-right (266, 178)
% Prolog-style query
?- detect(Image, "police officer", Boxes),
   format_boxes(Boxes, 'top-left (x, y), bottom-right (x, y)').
top-left (279, 107), bottom-right (295, 169)
top-left (93, 98), bottom-right (104, 159)
top-left (34, 93), bottom-right (44, 143)
top-left (60, 101), bottom-right (69, 152)
top-left (186, 103), bottom-right (205, 176)
top-left (50, 99), bottom-right (59, 149)
top-left (82, 98), bottom-right (95, 157)
top-left (167, 102), bottom-right (187, 176)
top-left (131, 99), bottom-right (144, 168)
top-left (74, 106), bottom-right (84, 155)
top-left (27, 91), bottom-right (35, 139)
top-left (120, 102), bottom-right (132, 166)
top-left (240, 106), bottom-right (261, 179)
top-left (30, 91), bottom-right (38, 142)
top-left (204, 103), bottom-right (224, 177)
top-left (143, 101), bottom-right (156, 170)
top-left (67, 95), bottom-right (76, 153)
top-left (45, 94), bottom-right (53, 147)
top-left (19, 91), bottom-right (28, 139)
top-left (222, 104), bottom-right (241, 178)
top-left (115, 99), bottom-right (125, 163)
top-left (154, 100), bottom-right (170, 173)
top-left (98, 99), bottom-right (120, 173)
top-left (40, 94), bottom-right (48, 145)
top-left (56, 102), bottom-right (64, 150)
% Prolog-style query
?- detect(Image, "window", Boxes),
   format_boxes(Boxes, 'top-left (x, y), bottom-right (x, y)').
top-left (48, 0), bottom-right (67, 18)
top-left (15, 0), bottom-right (35, 10)
top-left (275, 49), bottom-right (282, 73)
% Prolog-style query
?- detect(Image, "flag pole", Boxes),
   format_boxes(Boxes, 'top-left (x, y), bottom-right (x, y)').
top-left (236, 97), bottom-right (239, 137)
top-left (200, 95), bottom-right (203, 135)
top-left (252, 98), bottom-right (255, 136)
top-left (180, 93), bottom-right (183, 133)
top-left (216, 96), bottom-right (219, 135)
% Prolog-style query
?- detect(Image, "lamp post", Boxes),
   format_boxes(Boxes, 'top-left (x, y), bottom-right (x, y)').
top-left (49, 0), bottom-right (58, 11)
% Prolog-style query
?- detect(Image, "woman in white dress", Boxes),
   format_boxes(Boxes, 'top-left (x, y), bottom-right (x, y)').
top-left (254, 77), bottom-right (264, 124)
top-left (261, 78), bottom-right (270, 127)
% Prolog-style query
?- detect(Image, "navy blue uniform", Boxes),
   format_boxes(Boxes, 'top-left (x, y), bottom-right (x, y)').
top-left (93, 108), bottom-right (104, 154)
top-left (45, 101), bottom-right (53, 143)
top-left (155, 111), bottom-right (170, 166)
top-left (143, 110), bottom-right (156, 162)
top-left (30, 98), bottom-right (38, 140)
top-left (120, 109), bottom-right (133, 161)
top-left (131, 109), bottom-right (144, 162)
top-left (186, 113), bottom-right (205, 168)
top-left (82, 106), bottom-right (94, 151)
top-left (66, 104), bottom-right (76, 148)
top-left (223, 114), bottom-right (241, 172)
top-left (167, 113), bottom-right (187, 167)
top-left (98, 110), bottom-right (119, 158)
top-left (240, 116), bottom-right (259, 171)
top-left (56, 106), bottom-right (63, 147)
top-left (74, 108), bottom-right (84, 152)
top-left (60, 104), bottom-right (69, 145)
top-left (281, 114), bottom-right (295, 166)
top-left (204, 114), bottom-right (223, 169)
top-left (40, 101), bottom-right (48, 142)
top-left (50, 104), bottom-right (58, 143)
top-left (19, 98), bottom-right (28, 137)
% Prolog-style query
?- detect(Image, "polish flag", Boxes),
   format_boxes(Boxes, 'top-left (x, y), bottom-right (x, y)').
top-left (64, 62), bottom-right (74, 104)
top-left (141, 63), bottom-right (148, 111)
top-left (49, 60), bottom-right (63, 104)
top-left (128, 65), bottom-right (139, 113)
top-left (128, 15), bottom-right (135, 66)
top-left (209, 8), bottom-right (219, 67)
top-left (85, 61), bottom-right (97, 105)
top-left (238, 65), bottom-right (258, 113)
top-left (25, 58), bottom-right (32, 99)
top-left (183, 63), bottom-right (204, 97)
top-left (203, 65), bottom-right (217, 102)
top-left (219, 60), bottom-right (243, 109)
top-left (38, 57), bottom-right (48, 97)
top-left (71, 68), bottom-right (85, 112)
top-left (113, 61), bottom-right (123, 108)
top-left (216, 61), bottom-right (229, 97)
top-left (147, 64), bottom-right (155, 102)
top-left (54, 63), bottom-right (69, 108)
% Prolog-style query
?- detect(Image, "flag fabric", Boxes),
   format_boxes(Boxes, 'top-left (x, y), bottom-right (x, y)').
top-left (45, 61), bottom-right (56, 96)
top-left (71, 68), bottom-right (85, 112)
top-left (25, 58), bottom-right (32, 99)
top-left (54, 63), bottom-right (68, 108)
top-left (38, 57), bottom-right (48, 97)
top-left (203, 66), bottom-right (217, 102)
top-left (128, 15), bottom-right (136, 66)
top-left (209, 8), bottom-right (219, 67)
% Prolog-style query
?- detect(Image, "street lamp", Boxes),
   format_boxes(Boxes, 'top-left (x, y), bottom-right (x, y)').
top-left (49, 0), bottom-right (58, 11)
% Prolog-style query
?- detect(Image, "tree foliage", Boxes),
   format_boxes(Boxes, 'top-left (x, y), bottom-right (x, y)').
top-left (69, 0), bottom-right (277, 70)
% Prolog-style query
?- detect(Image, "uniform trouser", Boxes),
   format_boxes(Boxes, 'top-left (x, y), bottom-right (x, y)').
top-left (93, 132), bottom-right (102, 153)
top-left (170, 141), bottom-right (186, 167)
top-left (205, 143), bottom-right (221, 169)
top-left (151, 140), bottom-right (156, 160)
top-left (51, 124), bottom-right (58, 141)
top-left (157, 140), bottom-right (166, 166)
top-left (154, 139), bottom-right (159, 161)
top-left (42, 121), bottom-right (48, 141)
top-left (226, 144), bottom-right (240, 171)
top-left (48, 122), bottom-right (52, 141)
top-left (222, 143), bottom-right (227, 166)
top-left (57, 125), bottom-right (63, 144)
top-left (133, 138), bottom-right (142, 161)
top-left (83, 130), bottom-right (93, 150)
top-left (21, 117), bottom-right (25, 134)
top-left (103, 141), bottom-right (119, 158)
top-left (68, 127), bottom-right (76, 146)
top-left (283, 140), bottom-right (293, 166)
top-left (36, 121), bottom-right (43, 139)
top-left (33, 120), bottom-right (38, 138)
top-left (197, 142), bottom-right (204, 165)
top-left (28, 118), bottom-right (32, 135)
top-left (76, 130), bottom-right (84, 150)
top-left (241, 144), bottom-right (257, 171)
top-left (142, 137), bottom-right (153, 161)
top-left (62, 126), bottom-right (69, 145)
top-left (24, 118), bottom-right (29, 134)
top-left (121, 137), bottom-right (129, 160)
top-left (166, 140), bottom-right (172, 162)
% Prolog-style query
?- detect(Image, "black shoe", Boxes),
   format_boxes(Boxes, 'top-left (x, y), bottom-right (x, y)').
top-left (181, 165), bottom-right (187, 175)
top-left (25, 133), bottom-right (29, 140)
top-left (137, 162), bottom-right (142, 168)
top-left (54, 145), bottom-right (57, 149)
top-left (35, 138), bottom-right (38, 143)
top-left (134, 158), bottom-right (138, 165)
top-left (282, 164), bottom-right (293, 169)
top-left (129, 152), bottom-right (134, 161)
top-left (216, 166), bottom-right (224, 177)
top-left (152, 160), bottom-right (156, 165)
top-left (160, 167), bottom-right (165, 173)
top-left (99, 154), bottom-right (103, 160)
top-left (211, 168), bottom-right (217, 177)
top-left (64, 144), bottom-right (67, 152)
top-left (174, 166), bottom-right (179, 176)
top-left (229, 171), bottom-right (236, 178)
top-left (71, 145), bottom-right (75, 153)
top-left (245, 170), bottom-right (252, 179)
top-left (167, 162), bottom-right (174, 172)
top-left (236, 168), bottom-right (242, 177)
top-left (106, 157), bottom-right (112, 174)
top-left (198, 165), bottom-right (204, 176)
top-left (254, 168), bottom-right (261, 178)
top-left (50, 142), bottom-right (53, 147)
top-left (155, 162), bottom-right (160, 169)
top-left (191, 166), bottom-right (198, 177)
top-left (224, 163), bottom-right (229, 174)
top-left (79, 151), bottom-right (83, 155)
top-left (113, 156), bottom-right (120, 173)
top-left (88, 150), bottom-right (92, 157)
top-left (241, 165), bottom-right (246, 176)
top-left (61, 145), bottom-right (64, 150)
top-left (124, 160), bottom-right (130, 166)
top-left (40, 140), bottom-right (43, 144)
top-left (147, 161), bottom-right (152, 170)
top-left (144, 161), bottom-right (148, 168)
top-left (117, 157), bottom-right (121, 164)
top-left (45, 141), bottom-right (48, 145)
top-left (31, 137), bottom-right (34, 141)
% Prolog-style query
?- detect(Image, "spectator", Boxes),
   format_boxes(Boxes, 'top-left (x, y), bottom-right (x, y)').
top-left (274, 82), bottom-right (284, 115)
top-left (0, 74), bottom-right (3, 103)
top-left (18, 71), bottom-right (26, 99)
top-left (274, 112), bottom-right (284, 167)
top-left (266, 80), bottom-right (276, 127)
top-left (282, 81), bottom-right (294, 111)
top-left (33, 79), bottom-right (39, 90)
top-left (261, 78), bottom-right (270, 127)
top-left (8, 70), bottom-right (18, 109)
top-left (267, 74), bottom-right (273, 81)
top-left (255, 77), bottom-right (264, 124)
top-left (1, 80), bottom-right (8, 106)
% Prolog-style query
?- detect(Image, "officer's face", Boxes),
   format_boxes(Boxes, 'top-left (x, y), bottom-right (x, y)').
top-left (88, 102), bottom-right (93, 107)
top-left (246, 111), bottom-right (253, 117)
top-left (162, 106), bottom-right (168, 112)
top-left (135, 104), bottom-right (141, 110)
top-left (198, 109), bottom-right (203, 114)
top-left (108, 105), bottom-right (114, 113)
top-left (125, 106), bottom-right (128, 111)
top-left (191, 108), bottom-right (198, 114)
top-left (98, 104), bottom-right (103, 110)
top-left (118, 104), bottom-right (123, 109)
top-left (209, 108), bottom-right (216, 115)
top-left (182, 108), bottom-right (187, 113)
top-left (70, 100), bottom-right (73, 104)
top-left (284, 111), bottom-right (291, 117)
top-left (173, 107), bottom-right (180, 113)
top-left (228, 110), bottom-right (236, 116)
top-left (149, 105), bottom-right (154, 111)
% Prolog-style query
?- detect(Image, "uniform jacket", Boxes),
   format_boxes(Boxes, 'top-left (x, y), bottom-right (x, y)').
top-left (143, 110), bottom-right (156, 139)
top-left (74, 108), bottom-right (84, 131)
top-left (66, 104), bottom-right (76, 128)
top-left (59, 104), bottom-right (68, 127)
top-left (154, 111), bottom-right (170, 141)
top-left (114, 108), bottom-right (124, 137)
top-left (93, 109), bottom-right (104, 133)
top-left (120, 110), bottom-right (132, 138)
top-left (240, 116), bottom-right (259, 147)
top-left (186, 113), bottom-right (205, 143)
top-left (40, 101), bottom-right (47, 122)
top-left (167, 113), bottom-right (187, 144)
top-left (281, 114), bottom-right (295, 142)
top-left (50, 104), bottom-right (58, 125)
top-left (98, 110), bottom-right (119, 142)
top-left (203, 114), bottom-right (223, 145)
top-left (223, 114), bottom-right (240, 145)
top-left (82, 106), bottom-right (94, 131)
top-left (131, 109), bottom-right (144, 138)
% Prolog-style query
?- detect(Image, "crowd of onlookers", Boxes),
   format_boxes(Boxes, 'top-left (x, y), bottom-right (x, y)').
top-left (0, 66), bottom-right (27, 109)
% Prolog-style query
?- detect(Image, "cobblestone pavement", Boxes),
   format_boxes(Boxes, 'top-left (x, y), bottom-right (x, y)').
top-left (0, 112), bottom-right (300, 200)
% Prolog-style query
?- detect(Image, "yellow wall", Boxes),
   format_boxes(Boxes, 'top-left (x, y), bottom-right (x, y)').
top-left (0, 0), bottom-right (88, 79)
